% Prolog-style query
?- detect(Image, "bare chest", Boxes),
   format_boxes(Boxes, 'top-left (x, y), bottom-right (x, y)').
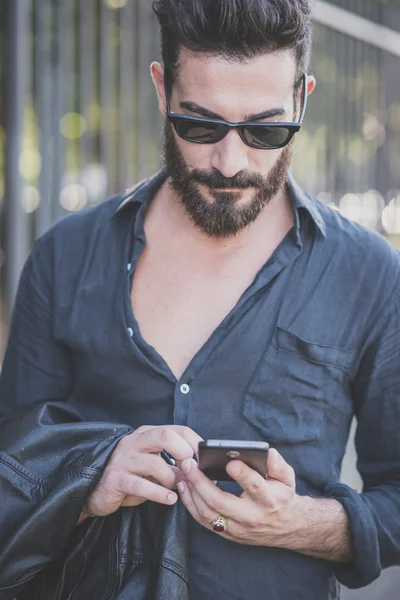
top-left (131, 246), bottom-right (268, 380)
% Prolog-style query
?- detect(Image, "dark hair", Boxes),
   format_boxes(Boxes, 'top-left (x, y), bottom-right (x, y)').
top-left (152, 0), bottom-right (312, 92)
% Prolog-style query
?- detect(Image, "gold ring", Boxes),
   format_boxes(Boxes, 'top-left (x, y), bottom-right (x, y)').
top-left (210, 515), bottom-right (229, 533)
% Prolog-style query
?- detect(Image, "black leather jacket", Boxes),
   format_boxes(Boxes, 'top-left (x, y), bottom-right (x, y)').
top-left (0, 402), bottom-right (189, 599)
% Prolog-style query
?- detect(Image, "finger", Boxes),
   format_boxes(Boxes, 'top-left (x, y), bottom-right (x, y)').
top-left (120, 495), bottom-right (147, 508)
top-left (225, 459), bottom-right (270, 502)
top-left (175, 467), bottom-right (216, 487)
top-left (176, 480), bottom-right (203, 524)
top-left (119, 472), bottom-right (178, 506)
top-left (124, 426), bottom-right (202, 462)
top-left (137, 425), bottom-right (203, 456)
top-left (267, 449), bottom-right (296, 488)
top-left (124, 453), bottom-right (177, 490)
top-left (179, 481), bottom-right (241, 538)
top-left (149, 425), bottom-right (203, 458)
top-left (168, 426), bottom-right (204, 459)
top-left (187, 481), bottom-right (226, 525)
top-left (181, 459), bottom-right (243, 521)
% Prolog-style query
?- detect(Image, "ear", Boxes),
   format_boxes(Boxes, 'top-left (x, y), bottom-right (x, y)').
top-left (306, 75), bottom-right (316, 96)
top-left (150, 62), bottom-right (167, 116)
top-left (295, 75), bottom-right (316, 120)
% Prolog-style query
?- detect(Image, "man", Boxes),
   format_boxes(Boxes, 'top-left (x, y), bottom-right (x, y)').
top-left (0, 0), bottom-right (399, 598)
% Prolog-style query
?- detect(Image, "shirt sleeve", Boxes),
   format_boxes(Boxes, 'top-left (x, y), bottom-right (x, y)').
top-left (324, 270), bottom-right (400, 589)
top-left (0, 233), bottom-right (73, 416)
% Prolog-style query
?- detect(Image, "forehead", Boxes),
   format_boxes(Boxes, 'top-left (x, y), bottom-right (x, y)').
top-left (175, 48), bottom-right (297, 113)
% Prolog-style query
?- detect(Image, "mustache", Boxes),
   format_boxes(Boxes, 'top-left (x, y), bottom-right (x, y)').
top-left (189, 169), bottom-right (268, 190)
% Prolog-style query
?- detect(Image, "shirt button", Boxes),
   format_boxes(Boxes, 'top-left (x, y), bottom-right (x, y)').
top-left (127, 263), bottom-right (132, 272)
top-left (180, 383), bottom-right (190, 395)
top-left (127, 327), bottom-right (134, 337)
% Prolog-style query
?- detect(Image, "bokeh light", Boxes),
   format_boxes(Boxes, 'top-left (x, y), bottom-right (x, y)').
top-left (59, 113), bottom-right (87, 141)
top-left (59, 184), bottom-right (88, 212)
top-left (382, 196), bottom-right (400, 235)
top-left (22, 185), bottom-right (40, 213)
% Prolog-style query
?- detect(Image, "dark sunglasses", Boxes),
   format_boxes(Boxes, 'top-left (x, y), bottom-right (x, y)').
top-left (165, 73), bottom-right (308, 150)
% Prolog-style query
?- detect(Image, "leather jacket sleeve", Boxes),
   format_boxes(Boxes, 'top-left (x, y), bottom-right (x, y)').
top-left (0, 400), bottom-right (132, 597)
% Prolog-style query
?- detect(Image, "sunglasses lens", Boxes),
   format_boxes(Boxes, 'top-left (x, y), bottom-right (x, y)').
top-left (174, 118), bottom-right (226, 143)
top-left (170, 115), bottom-right (293, 148)
top-left (243, 126), bottom-right (291, 149)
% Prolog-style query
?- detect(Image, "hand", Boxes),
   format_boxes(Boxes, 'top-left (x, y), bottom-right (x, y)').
top-left (85, 425), bottom-right (203, 517)
top-left (176, 448), bottom-right (300, 547)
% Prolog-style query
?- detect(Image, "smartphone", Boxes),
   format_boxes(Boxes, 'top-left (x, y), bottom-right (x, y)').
top-left (198, 440), bottom-right (269, 481)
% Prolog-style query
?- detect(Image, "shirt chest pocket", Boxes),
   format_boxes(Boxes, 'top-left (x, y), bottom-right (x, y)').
top-left (242, 327), bottom-right (354, 445)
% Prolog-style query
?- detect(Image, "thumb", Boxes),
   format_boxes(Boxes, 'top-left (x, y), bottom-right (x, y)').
top-left (267, 448), bottom-right (295, 488)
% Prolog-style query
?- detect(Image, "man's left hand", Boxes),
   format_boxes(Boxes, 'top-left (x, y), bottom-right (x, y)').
top-left (176, 448), bottom-right (302, 546)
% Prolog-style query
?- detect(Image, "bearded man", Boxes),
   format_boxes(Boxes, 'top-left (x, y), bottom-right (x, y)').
top-left (1, 1), bottom-right (399, 599)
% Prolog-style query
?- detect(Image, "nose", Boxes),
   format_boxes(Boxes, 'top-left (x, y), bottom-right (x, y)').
top-left (210, 129), bottom-right (249, 180)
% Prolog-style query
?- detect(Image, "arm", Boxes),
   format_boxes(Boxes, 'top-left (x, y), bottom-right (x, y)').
top-left (178, 260), bottom-right (400, 588)
top-left (269, 494), bottom-right (352, 563)
top-left (322, 282), bottom-right (400, 588)
top-left (0, 235), bottom-right (73, 415)
top-left (0, 237), bottom-right (114, 590)
top-left (178, 448), bottom-right (354, 562)
top-left (0, 236), bottom-right (201, 593)
top-left (179, 282), bottom-right (400, 588)
top-left (272, 275), bottom-right (400, 577)
top-left (0, 400), bottom-right (131, 593)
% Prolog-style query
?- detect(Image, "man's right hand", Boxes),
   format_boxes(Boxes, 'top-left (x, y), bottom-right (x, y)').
top-left (84, 425), bottom-right (203, 517)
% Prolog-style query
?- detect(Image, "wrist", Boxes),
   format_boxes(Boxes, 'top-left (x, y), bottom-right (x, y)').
top-left (268, 494), bottom-right (316, 550)
top-left (272, 495), bottom-right (353, 563)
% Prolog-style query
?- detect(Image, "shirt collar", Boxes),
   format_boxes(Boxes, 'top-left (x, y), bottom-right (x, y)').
top-left (113, 169), bottom-right (327, 239)
top-left (287, 173), bottom-right (327, 238)
top-left (112, 169), bottom-right (168, 216)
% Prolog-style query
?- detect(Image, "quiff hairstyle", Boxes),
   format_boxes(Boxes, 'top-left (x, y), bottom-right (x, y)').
top-left (152, 0), bottom-right (312, 93)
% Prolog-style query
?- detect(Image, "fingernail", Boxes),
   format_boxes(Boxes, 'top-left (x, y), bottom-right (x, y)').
top-left (177, 482), bottom-right (185, 494)
top-left (182, 459), bottom-right (192, 474)
top-left (168, 492), bottom-right (177, 504)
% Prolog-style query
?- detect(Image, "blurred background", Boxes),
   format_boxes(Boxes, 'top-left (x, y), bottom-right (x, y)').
top-left (0, 0), bottom-right (399, 596)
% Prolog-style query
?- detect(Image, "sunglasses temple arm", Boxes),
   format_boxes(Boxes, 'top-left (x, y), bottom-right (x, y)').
top-left (163, 69), bottom-right (171, 113)
top-left (299, 73), bottom-right (308, 124)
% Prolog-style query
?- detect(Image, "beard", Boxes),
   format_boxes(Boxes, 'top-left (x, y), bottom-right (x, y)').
top-left (162, 120), bottom-right (294, 238)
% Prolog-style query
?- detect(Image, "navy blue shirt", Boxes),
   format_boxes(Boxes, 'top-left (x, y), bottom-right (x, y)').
top-left (1, 170), bottom-right (400, 599)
